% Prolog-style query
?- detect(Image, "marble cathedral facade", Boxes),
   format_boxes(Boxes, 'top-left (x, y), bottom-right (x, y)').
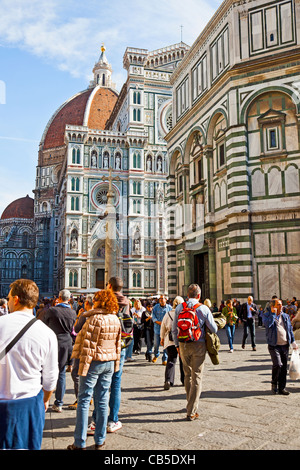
top-left (34, 43), bottom-right (189, 297)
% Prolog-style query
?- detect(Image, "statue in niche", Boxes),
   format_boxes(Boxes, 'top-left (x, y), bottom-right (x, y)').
top-left (146, 157), bottom-right (152, 171)
top-left (157, 157), bottom-right (162, 172)
top-left (133, 226), bottom-right (141, 253)
top-left (70, 230), bottom-right (78, 250)
top-left (91, 151), bottom-right (97, 168)
top-left (115, 153), bottom-right (121, 170)
top-left (103, 152), bottom-right (109, 169)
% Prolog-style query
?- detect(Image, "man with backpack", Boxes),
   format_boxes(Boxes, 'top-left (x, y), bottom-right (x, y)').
top-left (171, 284), bottom-right (218, 421)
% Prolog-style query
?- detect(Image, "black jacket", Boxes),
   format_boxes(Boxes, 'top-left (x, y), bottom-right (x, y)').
top-left (240, 302), bottom-right (258, 321)
top-left (42, 304), bottom-right (77, 337)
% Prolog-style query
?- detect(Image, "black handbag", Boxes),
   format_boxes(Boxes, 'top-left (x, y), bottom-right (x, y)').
top-left (167, 311), bottom-right (174, 341)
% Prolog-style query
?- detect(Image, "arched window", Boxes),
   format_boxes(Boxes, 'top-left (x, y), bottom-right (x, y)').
top-left (132, 199), bottom-right (141, 214)
top-left (21, 264), bottom-right (28, 278)
top-left (71, 177), bottom-right (80, 191)
top-left (22, 232), bottom-right (29, 248)
top-left (133, 109), bottom-right (137, 121)
top-left (133, 91), bottom-right (141, 104)
top-left (69, 270), bottom-right (78, 287)
top-left (133, 271), bottom-right (141, 288)
top-left (133, 152), bottom-right (141, 168)
top-left (72, 148), bottom-right (81, 164)
top-left (71, 196), bottom-right (79, 211)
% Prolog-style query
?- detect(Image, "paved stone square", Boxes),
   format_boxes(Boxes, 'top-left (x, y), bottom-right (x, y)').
top-left (42, 325), bottom-right (300, 451)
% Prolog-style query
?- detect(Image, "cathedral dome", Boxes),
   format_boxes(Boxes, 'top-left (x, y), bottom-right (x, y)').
top-left (41, 86), bottom-right (118, 150)
top-left (40, 46), bottom-right (118, 151)
top-left (1, 195), bottom-right (34, 220)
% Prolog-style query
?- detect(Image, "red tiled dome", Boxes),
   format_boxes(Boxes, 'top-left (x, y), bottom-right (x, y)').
top-left (1, 195), bottom-right (34, 220)
top-left (41, 86), bottom-right (118, 150)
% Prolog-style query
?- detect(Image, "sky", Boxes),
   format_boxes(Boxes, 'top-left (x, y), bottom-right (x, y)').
top-left (0, 0), bottom-right (222, 216)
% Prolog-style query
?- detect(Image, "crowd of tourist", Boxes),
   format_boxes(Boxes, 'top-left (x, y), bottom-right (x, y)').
top-left (0, 278), bottom-right (299, 450)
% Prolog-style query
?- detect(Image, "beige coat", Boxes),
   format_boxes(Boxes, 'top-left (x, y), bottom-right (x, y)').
top-left (160, 308), bottom-right (175, 349)
top-left (71, 308), bottom-right (121, 376)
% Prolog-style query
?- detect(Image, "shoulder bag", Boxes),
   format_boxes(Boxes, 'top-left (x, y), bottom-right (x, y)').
top-left (0, 317), bottom-right (38, 361)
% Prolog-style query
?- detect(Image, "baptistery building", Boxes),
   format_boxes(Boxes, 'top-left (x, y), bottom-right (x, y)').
top-left (165, 0), bottom-right (300, 304)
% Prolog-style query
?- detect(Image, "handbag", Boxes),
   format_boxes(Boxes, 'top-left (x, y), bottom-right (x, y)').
top-left (0, 317), bottom-right (38, 361)
top-left (167, 311), bottom-right (174, 341)
top-left (289, 349), bottom-right (300, 380)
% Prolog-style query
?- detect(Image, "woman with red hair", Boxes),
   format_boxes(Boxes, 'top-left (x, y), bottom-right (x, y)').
top-left (68, 289), bottom-right (121, 450)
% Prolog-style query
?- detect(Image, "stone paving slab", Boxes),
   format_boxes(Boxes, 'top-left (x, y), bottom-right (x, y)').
top-left (41, 325), bottom-right (300, 452)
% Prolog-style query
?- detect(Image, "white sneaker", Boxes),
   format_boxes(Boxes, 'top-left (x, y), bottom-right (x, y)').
top-left (107, 421), bottom-right (122, 433)
top-left (87, 421), bottom-right (95, 436)
top-left (229, 349), bottom-right (233, 353)
top-left (52, 404), bottom-right (62, 412)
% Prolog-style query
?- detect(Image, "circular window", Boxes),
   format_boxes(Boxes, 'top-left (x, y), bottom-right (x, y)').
top-left (96, 189), bottom-right (109, 205)
top-left (166, 109), bottom-right (173, 131)
top-left (159, 100), bottom-right (172, 136)
top-left (91, 182), bottom-right (120, 210)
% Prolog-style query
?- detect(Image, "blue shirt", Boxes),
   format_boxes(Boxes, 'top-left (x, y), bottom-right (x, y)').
top-left (247, 303), bottom-right (252, 318)
top-left (152, 303), bottom-right (172, 334)
top-left (172, 298), bottom-right (218, 347)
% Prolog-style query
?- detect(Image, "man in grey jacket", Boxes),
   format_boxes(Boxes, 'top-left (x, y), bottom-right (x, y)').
top-left (172, 284), bottom-right (217, 421)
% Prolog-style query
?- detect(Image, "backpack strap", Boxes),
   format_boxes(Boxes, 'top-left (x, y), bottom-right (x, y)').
top-left (0, 316), bottom-right (38, 361)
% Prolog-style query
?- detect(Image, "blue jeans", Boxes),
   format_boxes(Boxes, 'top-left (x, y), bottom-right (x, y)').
top-left (54, 365), bottom-right (66, 407)
top-left (225, 324), bottom-right (235, 350)
top-left (125, 339), bottom-right (134, 359)
top-left (145, 329), bottom-right (153, 356)
top-left (153, 332), bottom-right (168, 362)
top-left (74, 361), bottom-right (114, 448)
top-left (108, 349), bottom-right (125, 423)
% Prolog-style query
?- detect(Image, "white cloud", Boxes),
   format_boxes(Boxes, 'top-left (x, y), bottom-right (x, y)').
top-left (0, 0), bottom-right (221, 85)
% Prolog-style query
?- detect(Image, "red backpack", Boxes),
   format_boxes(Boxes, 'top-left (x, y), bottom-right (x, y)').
top-left (177, 302), bottom-right (202, 343)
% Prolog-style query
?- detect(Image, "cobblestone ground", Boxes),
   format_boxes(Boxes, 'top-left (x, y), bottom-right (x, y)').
top-left (41, 325), bottom-right (300, 451)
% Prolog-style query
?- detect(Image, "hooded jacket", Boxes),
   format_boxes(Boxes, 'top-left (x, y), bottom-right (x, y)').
top-left (113, 291), bottom-right (131, 316)
top-left (71, 308), bottom-right (121, 376)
